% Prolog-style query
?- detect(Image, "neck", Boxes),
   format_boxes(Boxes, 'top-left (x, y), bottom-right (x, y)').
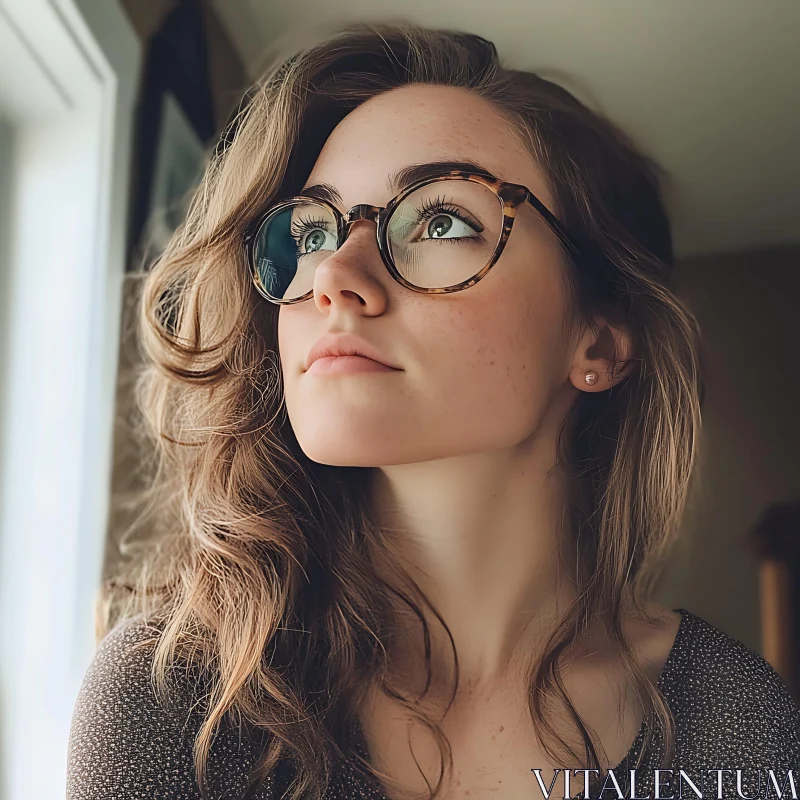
top-left (367, 419), bottom-right (580, 695)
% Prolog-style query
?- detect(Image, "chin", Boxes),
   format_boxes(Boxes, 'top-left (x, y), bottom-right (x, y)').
top-left (287, 405), bottom-right (397, 464)
top-left (296, 437), bottom-right (411, 467)
top-left (286, 409), bottom-right (514, 467)
top-left (294, 429), bottom-right (490, 468)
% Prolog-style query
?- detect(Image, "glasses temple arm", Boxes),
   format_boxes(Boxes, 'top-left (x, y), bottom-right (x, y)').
top-left (525, 191), bottom-right (586, 260)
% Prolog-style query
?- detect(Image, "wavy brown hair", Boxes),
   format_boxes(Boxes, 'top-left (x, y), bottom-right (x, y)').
top-left (101, 20), bottom-right (704, 800)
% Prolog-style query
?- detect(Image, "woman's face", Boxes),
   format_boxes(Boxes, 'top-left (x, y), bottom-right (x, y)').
top-left (278, 83), bottom-right (578, 467)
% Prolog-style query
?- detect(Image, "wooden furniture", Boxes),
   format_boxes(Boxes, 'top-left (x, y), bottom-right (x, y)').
top-left (750, 501), bottom-right (800, 701)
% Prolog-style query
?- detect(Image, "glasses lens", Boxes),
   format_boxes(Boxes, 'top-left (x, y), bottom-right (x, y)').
top-left (252, 199), bottom-right (338, 301)
top-left (386, 179), bottom-right (503, 289)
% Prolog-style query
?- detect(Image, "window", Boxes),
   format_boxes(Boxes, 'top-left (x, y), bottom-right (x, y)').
top-left (0, 1), bottom-right (139, 797)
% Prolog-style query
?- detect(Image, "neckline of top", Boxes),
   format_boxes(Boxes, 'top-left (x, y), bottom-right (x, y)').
top-left (348, 607), bottom-right (692, 796)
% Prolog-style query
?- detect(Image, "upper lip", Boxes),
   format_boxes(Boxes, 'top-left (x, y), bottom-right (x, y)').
top-left (305, 333), bottom-right (400, 371)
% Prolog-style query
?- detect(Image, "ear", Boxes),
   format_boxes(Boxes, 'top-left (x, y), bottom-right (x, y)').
top-left (568, 316), bottom-right (637, 392)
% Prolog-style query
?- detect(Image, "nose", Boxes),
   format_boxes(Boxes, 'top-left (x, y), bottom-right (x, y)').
top-left (311, 211), bottom-right (388, 313)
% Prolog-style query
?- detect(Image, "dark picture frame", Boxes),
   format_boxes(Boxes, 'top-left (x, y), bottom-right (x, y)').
top-left (127, 0), bottom-right (218, 270)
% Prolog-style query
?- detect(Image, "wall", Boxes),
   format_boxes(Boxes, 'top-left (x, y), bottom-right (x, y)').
top-left (655, 244), bottom-right (800, 653)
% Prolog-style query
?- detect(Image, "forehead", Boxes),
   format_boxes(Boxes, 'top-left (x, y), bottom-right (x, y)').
top-left (304, 83), bottom-right (554, 210)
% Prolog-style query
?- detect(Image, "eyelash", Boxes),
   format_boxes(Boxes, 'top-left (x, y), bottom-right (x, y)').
top-left (290, 214), bottom-right (331, 242)
top-left (289, 199), bottom-right (485, 244)
top-left (416, 196), bottom-right (484, 238)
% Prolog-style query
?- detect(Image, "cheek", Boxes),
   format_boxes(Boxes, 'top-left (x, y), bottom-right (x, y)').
top-left (277, 307), bottom-right (304, 374)
top-left (276, 308), bottom-right (289, 357)
top-left (415, 285), bottom-right (568, 430)
top-left (457, 213), bottom-right (572, 400)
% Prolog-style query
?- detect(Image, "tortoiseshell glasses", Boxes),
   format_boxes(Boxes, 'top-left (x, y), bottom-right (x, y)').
top-left (244, 169), bottom-right (584, 305)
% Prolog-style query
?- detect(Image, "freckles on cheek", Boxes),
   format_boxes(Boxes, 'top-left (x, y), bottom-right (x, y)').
top-left (478, 301), bottom-right (554, 394)
top-left (414, 285), bottom-right (553, 391)
top-left (454, 314), bottom-right (526, 388)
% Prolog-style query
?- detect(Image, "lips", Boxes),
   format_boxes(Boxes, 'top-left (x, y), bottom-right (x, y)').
top-left (306, 355), bottom-right (399, 376)
top-left (305, 333), bottom-right (400, 372)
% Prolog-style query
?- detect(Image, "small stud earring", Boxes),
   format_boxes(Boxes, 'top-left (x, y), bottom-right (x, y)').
top-left (584, 371), bottom-right (599, 385)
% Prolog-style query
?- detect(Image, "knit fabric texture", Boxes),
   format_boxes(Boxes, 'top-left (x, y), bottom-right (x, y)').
top-left (67, 608), bottom-right (800, 799)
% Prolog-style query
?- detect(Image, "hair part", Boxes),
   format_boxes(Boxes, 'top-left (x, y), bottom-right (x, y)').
top-left (102, 20), bottom-right (703, 800)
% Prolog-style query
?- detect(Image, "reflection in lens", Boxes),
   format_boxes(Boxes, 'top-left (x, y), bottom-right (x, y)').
top-left (252, 200), bottom-right (338, 301)
top-left (251, 181), bottom-right (504, 300)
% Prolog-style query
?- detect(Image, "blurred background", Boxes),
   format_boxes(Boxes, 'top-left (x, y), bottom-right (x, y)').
top-left (0, 1), bottom-right (798, 797)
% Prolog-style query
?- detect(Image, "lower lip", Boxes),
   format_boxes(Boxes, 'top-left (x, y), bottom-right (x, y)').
top-left (306, 355), bottom-right (399, 376)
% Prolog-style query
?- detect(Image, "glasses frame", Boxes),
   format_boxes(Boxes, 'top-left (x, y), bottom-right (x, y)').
top-left (244, 169), bottom-right (585, 305)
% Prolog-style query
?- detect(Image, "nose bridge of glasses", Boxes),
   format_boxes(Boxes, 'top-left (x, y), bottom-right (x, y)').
top-left (340, 205), bottom-right (385, 249)
top-left (344, 204), bottom-right (383, 227)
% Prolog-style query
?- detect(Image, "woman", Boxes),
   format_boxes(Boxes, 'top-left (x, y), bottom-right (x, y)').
top-left (67, 21), bottom-right (800, 800)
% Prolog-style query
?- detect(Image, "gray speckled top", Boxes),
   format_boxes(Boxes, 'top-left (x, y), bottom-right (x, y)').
top-left (67, 608), bottom-right (800, 799)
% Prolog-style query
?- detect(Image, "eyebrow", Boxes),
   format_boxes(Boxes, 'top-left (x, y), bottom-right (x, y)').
top-left (299, 159), bottom-right (499, 207)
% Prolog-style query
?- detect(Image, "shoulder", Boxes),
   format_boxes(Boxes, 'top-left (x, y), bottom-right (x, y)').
top-left (67, 615), bottom-right (206, 798)
top-left (663, 608), bottom-right (800, 767)
top-left (67, 614), bottom-right (280, 799)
